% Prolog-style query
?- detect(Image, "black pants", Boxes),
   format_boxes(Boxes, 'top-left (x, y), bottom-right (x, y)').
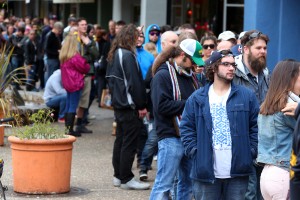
top-left (290, 179), bottom-right (300, 200)
top-left (136, 122), bottom-right (148, 165)
top-left (112, 109), bottom-right (142, 184)
top-left (97, 74), bottom-right (107, 103)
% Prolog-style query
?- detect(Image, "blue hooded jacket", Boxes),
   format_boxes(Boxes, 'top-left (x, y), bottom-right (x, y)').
top-left (144, 24), bottom-right (162, 53)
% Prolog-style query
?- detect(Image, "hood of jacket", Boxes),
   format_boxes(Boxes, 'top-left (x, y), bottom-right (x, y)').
top-left (144, 24), bottom-right (162, 53)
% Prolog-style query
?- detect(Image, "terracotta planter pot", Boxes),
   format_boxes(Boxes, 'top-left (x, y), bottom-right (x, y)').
top-left (8, 135), bottom-right (76, 194)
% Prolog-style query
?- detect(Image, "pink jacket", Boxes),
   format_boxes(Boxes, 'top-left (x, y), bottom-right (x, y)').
top-left (61, 53), bottom-right (90, 92)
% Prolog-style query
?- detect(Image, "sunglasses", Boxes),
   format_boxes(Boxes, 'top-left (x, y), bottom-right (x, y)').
top-left (248, 31), bottom-right (262, 40)
top-left (244, 31), bottom-right (262, 44)
top-left (203, 44), bottom-right (215, 49)
top-left (149, 32), bottom-right (160, 36)
top-left (219, 62), bottom-right (237, 68)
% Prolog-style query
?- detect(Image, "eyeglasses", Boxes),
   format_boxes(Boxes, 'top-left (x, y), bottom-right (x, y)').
top-left (149, 32), bottom-right (160, 36)
top-left (203, 44), bottom-right (215, 49)
top-left (219, 62), bottom-right (237, 68)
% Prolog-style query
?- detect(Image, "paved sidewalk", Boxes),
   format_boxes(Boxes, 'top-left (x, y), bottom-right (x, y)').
top-left (1, 102), bottom-right (156, 200)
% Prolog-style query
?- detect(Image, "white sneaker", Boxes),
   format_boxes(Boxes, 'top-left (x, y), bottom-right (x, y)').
top-left (113, 177), bottom-right (121, 187)
top-left (153, 155), bottom-right (157, 161)
top-left (87, 115), bottom-right (96, 120)
top-left (120, 178), bottom-right (150, 190)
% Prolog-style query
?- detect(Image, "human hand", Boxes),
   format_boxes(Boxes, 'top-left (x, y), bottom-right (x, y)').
top-left (138, 108), bottom-right (147, 119)
top-left (281, 102), bottom-right (299, 116)
top-left (80, 34), bottom-right (90, 45)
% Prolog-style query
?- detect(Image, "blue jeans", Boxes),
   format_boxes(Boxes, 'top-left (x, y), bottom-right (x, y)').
top-left (46, 93), bottom-right (67, 119)
top-left (150, 137), bottom-right (192, 200)
top-left (11, 55), bottom-right (24, 72)
top-left (45, 58), bottom-right (59, 84)
top-left (66, 91), bottom-right (81, 113)
top-left (139, 120), bottom-right (158, 172)
top-left (10, 55), bottom-right (24, 85)
top-left (192, 176), bottom-right (249, 200)
top-left (245, 164), bottom-right (263, 200)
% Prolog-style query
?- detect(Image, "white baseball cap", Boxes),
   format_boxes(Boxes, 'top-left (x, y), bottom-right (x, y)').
top-left (179, 39), bottom-right (205, 66)
top-left (218, 31), bottom-right (236, 41)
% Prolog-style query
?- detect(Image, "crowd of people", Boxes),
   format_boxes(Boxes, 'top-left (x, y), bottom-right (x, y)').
top-left (2, 12), bottom-right (300, 200)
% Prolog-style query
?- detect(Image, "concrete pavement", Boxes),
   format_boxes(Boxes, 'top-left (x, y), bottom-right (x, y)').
top-left (0, 102), bottom-right (156, 200)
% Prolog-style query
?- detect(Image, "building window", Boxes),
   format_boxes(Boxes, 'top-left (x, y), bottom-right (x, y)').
top-left (170, 0), bottom-right (244, 37)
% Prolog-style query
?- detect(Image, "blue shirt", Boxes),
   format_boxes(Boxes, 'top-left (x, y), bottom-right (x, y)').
top-left (136, 46), bottom-right (154, 79)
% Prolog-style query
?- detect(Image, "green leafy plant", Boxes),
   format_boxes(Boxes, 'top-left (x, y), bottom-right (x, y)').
top-left (13, 109), bottom-right (66, 139)
top-left (0, 45), bottom-right (25, 115)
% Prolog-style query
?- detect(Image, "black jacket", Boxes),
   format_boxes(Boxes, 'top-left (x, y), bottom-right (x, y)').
top-left (106, 48), bottom-right (147, 110)
top-left (151, 63), bottom-right (196, 141)
top-left (145, 65), bottom-right (154, 119)
top-left (44, 31), bottom-right (61, 59)
top-left (291, 104), bottom-right (300, 181)
top-left (9, 34), bottom-right (26, 56)
top-left (77, 37), bottom-right (99, 75)
top-left (24, 39), bottom-right (37, 65)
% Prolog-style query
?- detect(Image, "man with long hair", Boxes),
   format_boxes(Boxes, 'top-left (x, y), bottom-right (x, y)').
top-left (106, 24), bottom-right (150, 190)
top-left (150, 38), bottom-right (204, 199)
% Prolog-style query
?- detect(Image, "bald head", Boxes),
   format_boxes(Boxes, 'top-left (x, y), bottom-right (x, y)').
top-left (161, 31), bottom-right (179, 50)
top-left (217, 40), bottom-right (234, 51)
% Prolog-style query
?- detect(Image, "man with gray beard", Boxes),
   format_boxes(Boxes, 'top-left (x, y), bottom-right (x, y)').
top-left (233, 30), bottom-right (269, 200)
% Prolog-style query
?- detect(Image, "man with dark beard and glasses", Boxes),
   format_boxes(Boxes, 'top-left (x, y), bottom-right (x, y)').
top-left (180, 50), bottom-right (259, 200)
top-left (233, 30), bottom-right (270, 200)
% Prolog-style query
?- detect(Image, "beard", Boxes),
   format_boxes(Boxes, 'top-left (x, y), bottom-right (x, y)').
top-left (248, 52), bottom-right (266, 73)
top-left (216, 68), bottom-right (233, 84)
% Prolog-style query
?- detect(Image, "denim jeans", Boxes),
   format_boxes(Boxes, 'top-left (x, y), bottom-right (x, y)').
top-left (139, 120), bottom-right (158, 173)
top-left (192, 176), bottom-right (249, 200)
top-left (137, 121), bottom-right (148, 166)
top-left (26, 64), bottom-right (37, 91)
top-left (10, 55), bottom-right (24, 85)
top-left (150, 137), bottom-right (192, 200)
top-left (46, 93), bottom-right (67, 119)
top-left (66, 91), bottom-right (81, 113)
top-left (245, 164), bottom-right (263, 200)
top-left (45, 58), bottom-right (59, 84)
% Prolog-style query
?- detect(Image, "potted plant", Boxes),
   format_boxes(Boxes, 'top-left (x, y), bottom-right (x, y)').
top-left (0, 45), bottom-right (23, 146)
top-left (8, 109), bottom-right (76, 194)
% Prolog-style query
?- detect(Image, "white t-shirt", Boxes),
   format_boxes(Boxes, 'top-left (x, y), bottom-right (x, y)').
top-left (208, 85), bottom-right (232, 178)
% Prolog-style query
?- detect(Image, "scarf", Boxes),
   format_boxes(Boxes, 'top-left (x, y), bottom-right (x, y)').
top-left (167, 61), bottom-right (199, 136)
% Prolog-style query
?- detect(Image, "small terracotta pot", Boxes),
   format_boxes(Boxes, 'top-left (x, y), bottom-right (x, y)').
top-left (8, 135), bottom-right (76, 194)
